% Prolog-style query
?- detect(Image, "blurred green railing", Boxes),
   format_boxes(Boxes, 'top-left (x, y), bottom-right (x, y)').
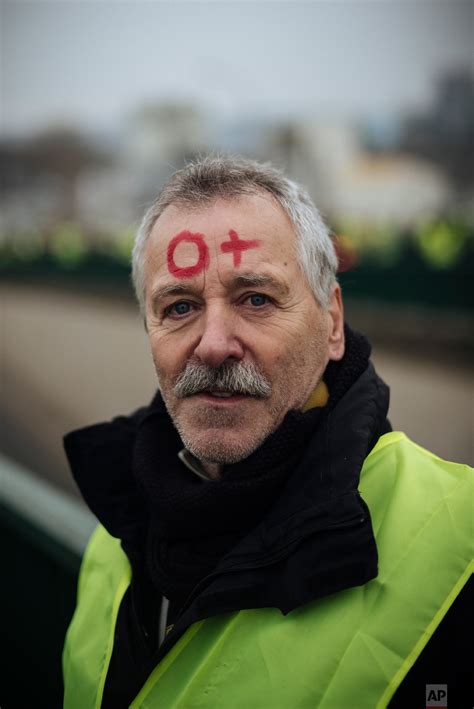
top-left (1, 221), bottom-right (473, 311)
top-left (0, 454), bottom-right (96, 709)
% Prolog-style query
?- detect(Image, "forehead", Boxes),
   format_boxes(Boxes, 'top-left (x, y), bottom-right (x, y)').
top-left (147, 193), bottom-right (297, 260)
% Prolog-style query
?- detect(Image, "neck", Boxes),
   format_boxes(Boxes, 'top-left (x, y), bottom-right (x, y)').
top-left (201, 460), bottom-right (223, 480)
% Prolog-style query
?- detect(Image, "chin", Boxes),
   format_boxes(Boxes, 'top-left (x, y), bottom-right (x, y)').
top-left (178, 426), bottom-right (271, 466)
top-left (167, 395), bottom-right (281, 465)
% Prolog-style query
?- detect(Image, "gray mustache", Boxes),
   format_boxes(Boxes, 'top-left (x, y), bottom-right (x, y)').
top-left (173, 360), bottom-right (272, 399)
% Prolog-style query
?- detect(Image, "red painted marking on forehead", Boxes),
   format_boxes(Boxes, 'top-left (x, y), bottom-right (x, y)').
top-left (167, 231), bottom-right (210, 278)
top-left (220, 229), bottom-right (260, 267)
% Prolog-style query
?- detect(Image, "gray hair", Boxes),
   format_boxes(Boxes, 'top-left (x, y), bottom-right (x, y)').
top-left (132, 155), bottom-right (338, 313)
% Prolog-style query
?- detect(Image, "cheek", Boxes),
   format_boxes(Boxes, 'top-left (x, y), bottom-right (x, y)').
top-left (272, 329), bottom-right (330, 379)
top-left (149, 340), bottom-right (176, 380)
top-left (266, 342), bottom-right (308, 380)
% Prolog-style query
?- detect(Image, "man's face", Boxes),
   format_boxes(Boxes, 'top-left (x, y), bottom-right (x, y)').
top-left (144, 193), bottom-right (344, 470)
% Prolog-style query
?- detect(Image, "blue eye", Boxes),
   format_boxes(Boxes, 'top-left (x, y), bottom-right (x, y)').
top-left (171, 301), bottom-right (191, 316)
top-left (249, 294), bottom-right (268, 307)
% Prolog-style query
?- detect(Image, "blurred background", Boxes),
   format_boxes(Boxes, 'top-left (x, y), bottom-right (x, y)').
top-left (0, 1), bottom-right (473, 704)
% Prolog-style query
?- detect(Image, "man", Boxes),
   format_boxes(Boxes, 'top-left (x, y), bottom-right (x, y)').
top-left (63, 156), bottom-right (472, 708)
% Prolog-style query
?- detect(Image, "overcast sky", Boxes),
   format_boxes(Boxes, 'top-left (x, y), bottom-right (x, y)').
top-left (1, 0), bottom-right (472, 136)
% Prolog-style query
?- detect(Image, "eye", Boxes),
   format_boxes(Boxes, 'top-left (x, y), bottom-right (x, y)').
top-left (248, 293), bottom-right (269, 307)
top-left (167, 301), bottom-right (192, 317)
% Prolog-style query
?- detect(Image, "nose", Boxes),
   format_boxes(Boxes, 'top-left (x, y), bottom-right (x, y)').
top-left (193, 307), bottom-right (244, 368)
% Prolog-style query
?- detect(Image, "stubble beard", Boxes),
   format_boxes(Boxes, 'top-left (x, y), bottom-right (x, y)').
top-left (155, 358), bottom-right (278, 465)
top-left (171, 397), bottom-right (280, 465)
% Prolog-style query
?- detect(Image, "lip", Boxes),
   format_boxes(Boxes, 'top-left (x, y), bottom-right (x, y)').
top-left (194, 392), bottom-right (251, 405)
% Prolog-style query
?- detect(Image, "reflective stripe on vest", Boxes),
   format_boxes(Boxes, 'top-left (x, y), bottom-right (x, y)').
top-left (63, 432), bottom-right (473, 708)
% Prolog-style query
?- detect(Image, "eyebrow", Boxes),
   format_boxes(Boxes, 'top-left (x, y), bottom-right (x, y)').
top-left (150, 283), bottom-right (196, 307)
top-left (230, 273), bottom-right (290, 297)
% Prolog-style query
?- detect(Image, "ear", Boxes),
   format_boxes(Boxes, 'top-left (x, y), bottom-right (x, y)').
top-left (327, 283), bottom-right (345, 361)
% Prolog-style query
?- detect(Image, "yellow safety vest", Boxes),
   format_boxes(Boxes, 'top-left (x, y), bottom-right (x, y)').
top-left (63, 432), bottom-right (473, 708)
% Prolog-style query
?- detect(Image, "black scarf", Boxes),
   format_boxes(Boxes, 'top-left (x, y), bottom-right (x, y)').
top-left (132, 325), bottom-right (374, 608)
